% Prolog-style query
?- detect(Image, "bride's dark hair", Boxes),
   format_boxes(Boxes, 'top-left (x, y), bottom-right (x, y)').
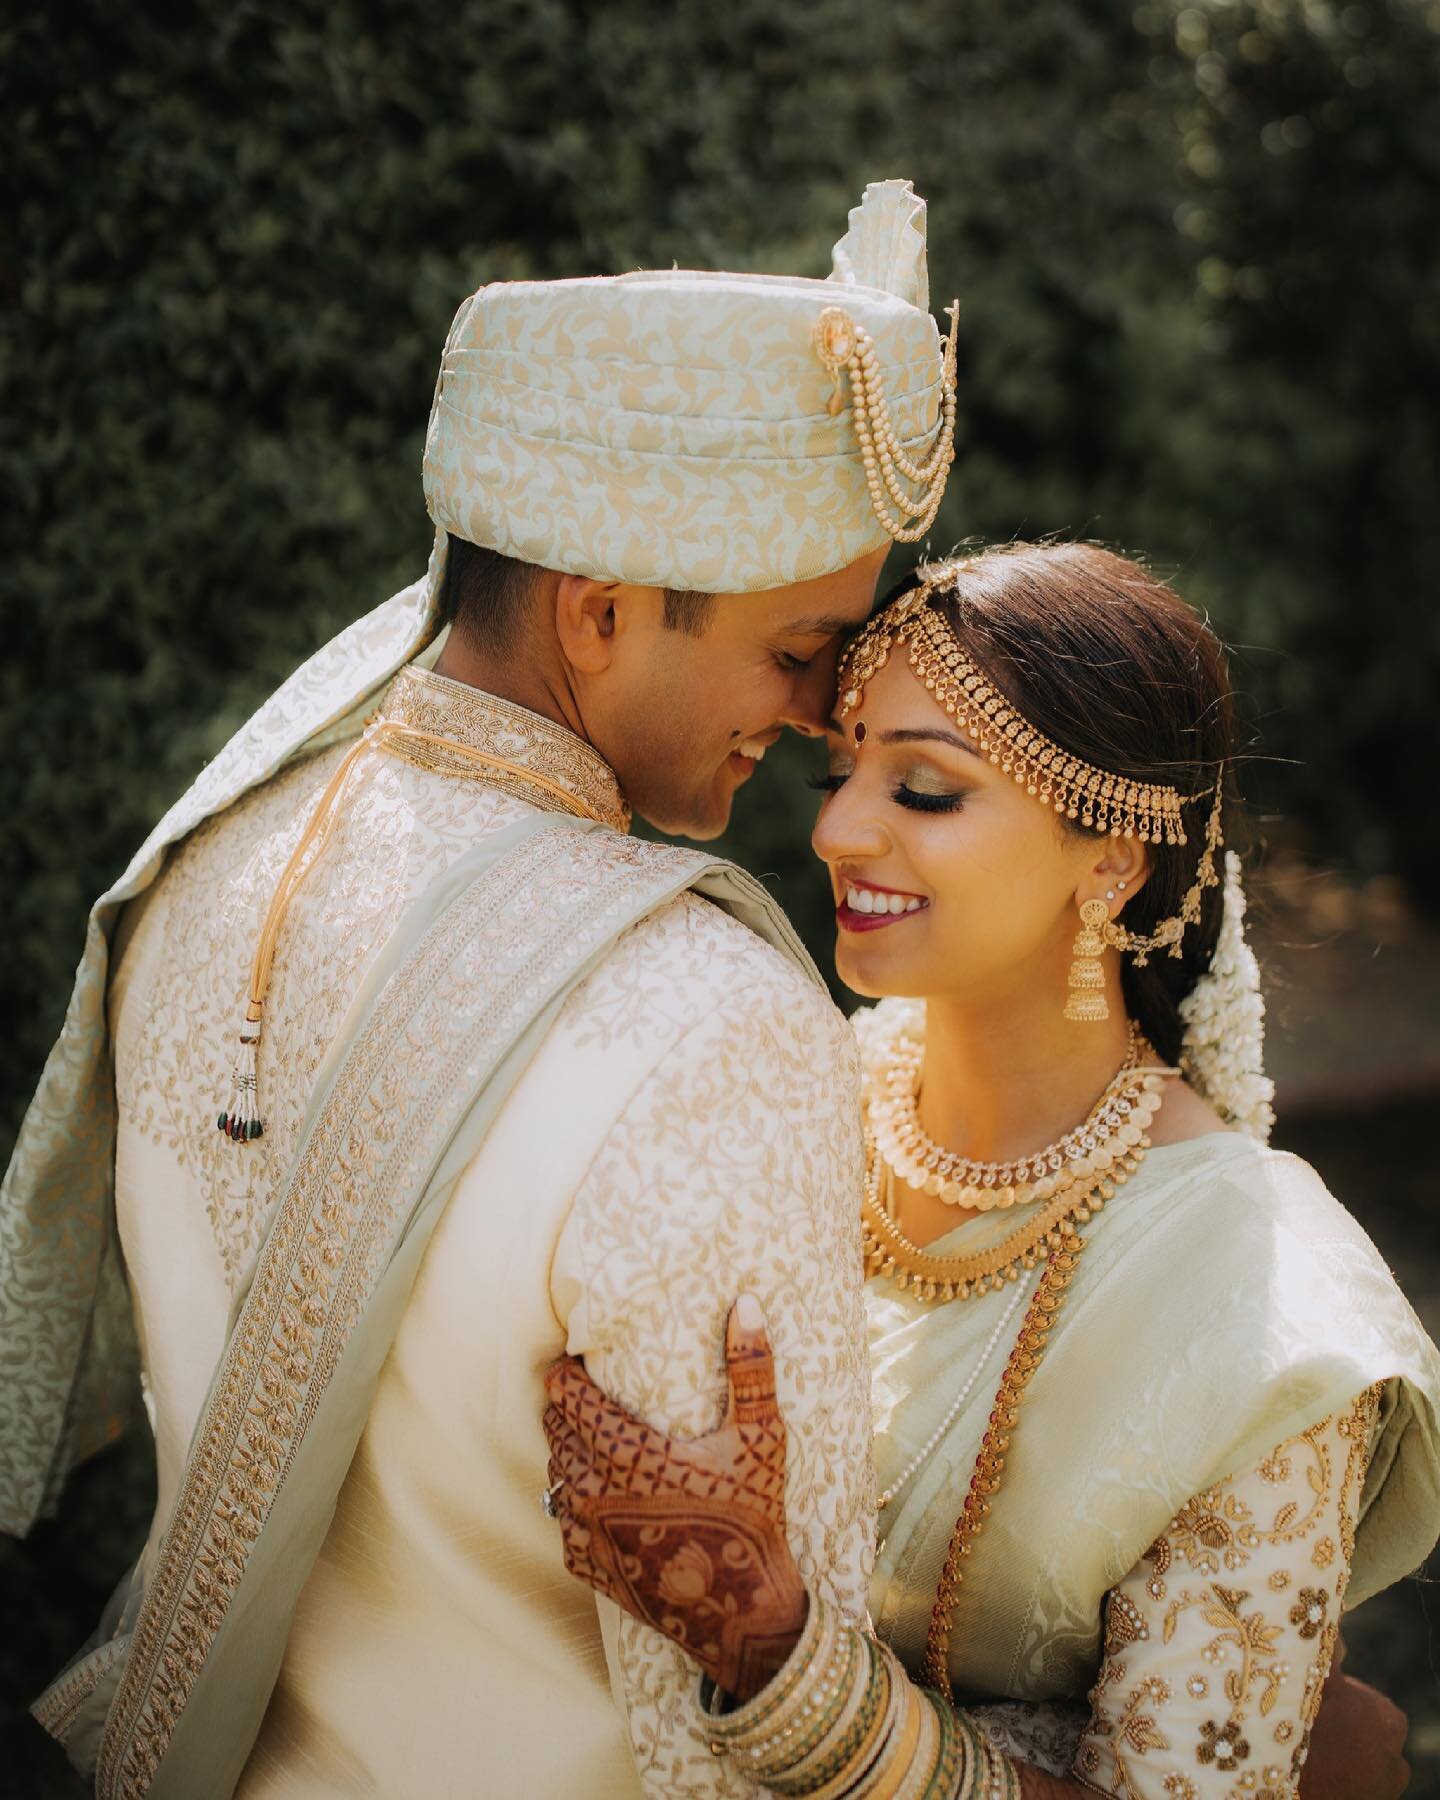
top-left (893, 542), bottom-right (1241, 1063)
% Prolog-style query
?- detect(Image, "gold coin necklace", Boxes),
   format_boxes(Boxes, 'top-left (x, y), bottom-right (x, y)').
top-left (870, 1023), bottom-right (1144, 1211)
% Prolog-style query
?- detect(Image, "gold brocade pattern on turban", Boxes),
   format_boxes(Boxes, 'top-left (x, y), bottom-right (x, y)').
top-left (423, 178), bottom-right (953, 593)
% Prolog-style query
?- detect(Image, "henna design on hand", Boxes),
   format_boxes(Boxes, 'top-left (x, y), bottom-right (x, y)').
top-left (543, 1294), bottom-right (809, 1700)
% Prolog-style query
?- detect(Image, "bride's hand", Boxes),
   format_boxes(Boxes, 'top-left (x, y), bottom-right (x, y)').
top-left (542, 1294), bottom-right (809, 1700)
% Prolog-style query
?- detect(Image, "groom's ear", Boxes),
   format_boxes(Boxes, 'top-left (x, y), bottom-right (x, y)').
top-left (553, 577), bottom-right (660, 675)
top-left (553, 576), bottom-right (621, 674)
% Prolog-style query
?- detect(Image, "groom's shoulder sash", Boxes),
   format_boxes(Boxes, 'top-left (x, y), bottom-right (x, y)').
top-left (0, 587), bottom-right (436, 1538)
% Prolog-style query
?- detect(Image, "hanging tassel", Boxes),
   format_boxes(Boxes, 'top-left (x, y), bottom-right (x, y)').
top-left (208, 726), bottom-right (382, 1148)
top-left (217, 1006), bottom-right (265, 1142)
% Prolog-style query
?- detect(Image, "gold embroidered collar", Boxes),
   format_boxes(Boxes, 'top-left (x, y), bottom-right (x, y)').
top-left (378, 665), bottom-right (632, 835)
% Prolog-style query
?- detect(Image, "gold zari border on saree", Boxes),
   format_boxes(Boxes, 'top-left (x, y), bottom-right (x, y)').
top-left (98, 823), bottom-right (706, 1797)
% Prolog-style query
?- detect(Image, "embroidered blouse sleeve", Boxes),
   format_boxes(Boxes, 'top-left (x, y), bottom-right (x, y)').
top-left (1073, 1386), bottom-right (1382, 1800)
top-left (551, 914), bottom-right (875, 1798)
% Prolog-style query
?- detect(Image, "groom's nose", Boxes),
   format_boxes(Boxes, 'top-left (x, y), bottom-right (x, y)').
top-left (778, 641), bottom-right (844, 738)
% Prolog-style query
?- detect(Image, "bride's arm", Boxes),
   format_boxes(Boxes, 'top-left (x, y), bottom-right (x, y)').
top-left (545, 1335), bottom-right (1406, 1799)
top-left (1073, 1387), bottom-right (1407, 1799)
top-left (547, 1312), bottom-right (1085, 1797)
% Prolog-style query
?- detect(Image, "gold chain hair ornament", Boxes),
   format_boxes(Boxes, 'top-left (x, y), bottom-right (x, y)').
top-left (216, 718), bottom-right (614, 1143)
top-left (813, 302), bottom-right (960, 544)
top-left (836, 570), bottom-right (1226, 964)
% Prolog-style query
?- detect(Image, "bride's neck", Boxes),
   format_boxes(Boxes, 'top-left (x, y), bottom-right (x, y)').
top-left (918, 989), bottom-right (1135, 1163)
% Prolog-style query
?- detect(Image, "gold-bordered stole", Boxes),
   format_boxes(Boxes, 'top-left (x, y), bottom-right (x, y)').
top-left (97, 820), bottom-right (712, 1798)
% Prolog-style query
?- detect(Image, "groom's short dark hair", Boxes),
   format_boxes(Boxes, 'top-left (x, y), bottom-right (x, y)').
top-left (443, 533), bottom-right (714, 652)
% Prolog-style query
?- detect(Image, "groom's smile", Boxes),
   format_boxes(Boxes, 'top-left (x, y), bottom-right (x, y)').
top-left (585, 543), bottom-right (892, 843)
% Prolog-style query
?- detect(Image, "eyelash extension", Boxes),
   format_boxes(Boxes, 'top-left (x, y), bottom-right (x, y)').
top-left (892, 787), bottom-right (964, 813)
top-left (804, 773), bottom-right (964, 813)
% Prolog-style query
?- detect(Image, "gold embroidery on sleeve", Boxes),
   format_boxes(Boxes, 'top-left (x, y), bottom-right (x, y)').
top-left (1076, 1388), bottom-right (1381, 1798)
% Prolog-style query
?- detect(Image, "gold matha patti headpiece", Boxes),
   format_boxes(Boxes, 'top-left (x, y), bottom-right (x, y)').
top-left (836, 563), bottom-right (1224, 962)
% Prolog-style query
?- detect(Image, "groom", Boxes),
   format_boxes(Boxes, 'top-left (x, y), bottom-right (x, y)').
top-left (3, 180), bottom-right (951, 1796)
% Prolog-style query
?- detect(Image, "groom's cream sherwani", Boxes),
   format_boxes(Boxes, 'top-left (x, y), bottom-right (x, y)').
top-left (102, 666), bottom-right (872, 1798)
top-left (8, 177), bottom-right (947, 1799)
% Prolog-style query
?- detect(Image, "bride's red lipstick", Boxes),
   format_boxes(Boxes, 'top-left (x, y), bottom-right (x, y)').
top-left (836, 877), bottom-right (929, 934)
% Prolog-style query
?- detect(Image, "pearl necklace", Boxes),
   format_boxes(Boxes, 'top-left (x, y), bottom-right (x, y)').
top-left (870, 1023), bottom-right (1145, 1210)
top-left (875, 1275), bottom-right (1032, 1512)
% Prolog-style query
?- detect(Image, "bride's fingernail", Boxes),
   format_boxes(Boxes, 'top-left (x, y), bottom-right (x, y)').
top-left (734, 1293), bottom-right (764, 1330)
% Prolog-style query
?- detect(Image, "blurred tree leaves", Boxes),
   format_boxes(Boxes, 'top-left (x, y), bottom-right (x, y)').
top-left (3, 0), bottom-right (1439, 1153)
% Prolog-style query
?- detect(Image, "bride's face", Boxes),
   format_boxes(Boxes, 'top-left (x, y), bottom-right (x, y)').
top-left (811, 653), bottom-right (1129, 1004)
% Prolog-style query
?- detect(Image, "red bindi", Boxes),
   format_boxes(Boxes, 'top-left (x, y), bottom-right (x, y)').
top-left (854, 721), bottom-right (868, 744)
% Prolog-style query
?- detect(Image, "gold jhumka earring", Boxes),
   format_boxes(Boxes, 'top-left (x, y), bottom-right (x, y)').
top-left (1064, 899), bottom-right (1112, 1023)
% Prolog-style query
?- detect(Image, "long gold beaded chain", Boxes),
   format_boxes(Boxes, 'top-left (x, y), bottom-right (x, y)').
top-left (875, 1275), bottom-right (1033, 1515)
top-left (921, 1221), bottom-right (1095, 1703)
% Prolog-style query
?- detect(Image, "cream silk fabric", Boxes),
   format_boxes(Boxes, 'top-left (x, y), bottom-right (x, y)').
top-left (424, 178), bottom-right (945, 592)
top-left (863, 1006), bottom-right (1440, 1724)
top-left (37, 673), bottom-right (873, 1798)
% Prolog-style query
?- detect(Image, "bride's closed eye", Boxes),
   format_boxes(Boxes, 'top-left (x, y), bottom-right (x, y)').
top-left (805, 768), bottom-right (968, 813)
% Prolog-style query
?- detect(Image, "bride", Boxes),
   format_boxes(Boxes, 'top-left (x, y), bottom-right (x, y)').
top-left (543, 543), bottom-right (1440, 1798)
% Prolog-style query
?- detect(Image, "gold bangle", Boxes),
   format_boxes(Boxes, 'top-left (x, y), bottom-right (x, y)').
top-left (853, 1674), bottom-right (926, 1800)
top-left (783, 1657), bottom-right (893, 1800)
top-left (702, 1592), bottom-right (837, 1753)
top-left (919, 1696), bottom-right (966, 1800)
top-left (892, 1694), bottom-right (945, 1800)
top-left (760, 1626), bottom-right (867, 1782)
top-left (774, 1635), bottom-right (890, 1796)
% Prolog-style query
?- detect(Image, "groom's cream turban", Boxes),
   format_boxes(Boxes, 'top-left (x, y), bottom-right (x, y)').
top-left (423, 178), bottom-right (956, 594)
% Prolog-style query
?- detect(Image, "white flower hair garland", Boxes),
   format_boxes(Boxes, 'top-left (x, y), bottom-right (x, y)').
top-left (1177, 850), bottom-right (1276, 1142)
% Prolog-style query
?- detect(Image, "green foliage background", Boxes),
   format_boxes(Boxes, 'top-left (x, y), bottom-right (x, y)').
top-left (3, 0), bottom-right (1438, 1787)
top-left (6, 0), bottom-right (1440, 1150)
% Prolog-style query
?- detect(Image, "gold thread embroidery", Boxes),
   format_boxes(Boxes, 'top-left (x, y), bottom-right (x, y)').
top-left (381, 667), bottom-right (630, 832)
top-left (1078, 1390), bottom-right (1381, 1800)
top-left (31, 1635), bottom-right (129, 1741)
top-left (120, 670), bottom-right (626, 1284)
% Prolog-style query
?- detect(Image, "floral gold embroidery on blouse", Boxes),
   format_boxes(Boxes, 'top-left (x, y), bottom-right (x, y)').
top-left (1287, 1588), bottom-right (1328, 1639)
top-left (1075, 1387), bottom-right (1382, 1798)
